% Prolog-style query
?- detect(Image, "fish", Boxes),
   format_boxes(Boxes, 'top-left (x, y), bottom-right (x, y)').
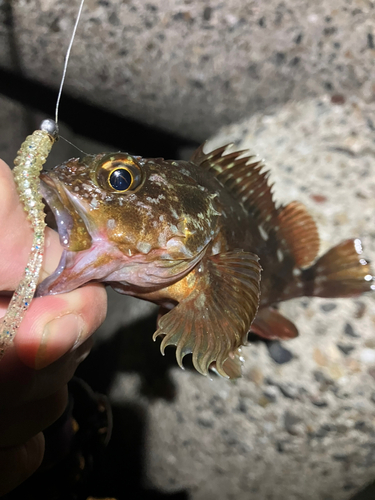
top-left (36, 145), bottom-right (375, 379)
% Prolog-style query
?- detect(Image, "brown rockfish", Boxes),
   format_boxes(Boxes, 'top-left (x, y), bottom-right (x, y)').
top-left (37, 145), bottom-right (375, 378)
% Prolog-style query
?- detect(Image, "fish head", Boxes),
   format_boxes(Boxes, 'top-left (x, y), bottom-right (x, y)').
top-left (38, 152), bottom-right (220, 295)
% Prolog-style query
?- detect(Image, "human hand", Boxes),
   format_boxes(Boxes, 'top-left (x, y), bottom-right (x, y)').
top-left (0, 159), bottom-right (107, 496)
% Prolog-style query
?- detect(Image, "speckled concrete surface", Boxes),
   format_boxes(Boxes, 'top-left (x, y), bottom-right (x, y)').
top-left (107, 96), bottom-right (375, 500)
top-left (1, 0), bottom-right (375, 140)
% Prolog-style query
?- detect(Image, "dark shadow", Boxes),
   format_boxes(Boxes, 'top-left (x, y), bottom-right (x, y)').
top-left (87, 403), bottom-right (188, 500)
top-left (350, 482), bottom-right (375, 500)
top-left (73, 310), bottom-right (192, 499)
top-left (76, 310), bottom-right (181, 401)
top-left (0, 68), bottom-right (199, 159)
top-left (3, 379), bottom-right (188, 500)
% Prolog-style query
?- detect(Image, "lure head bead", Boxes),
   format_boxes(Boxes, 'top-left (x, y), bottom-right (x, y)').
top-left (40, 119), bottom-right (59, 141)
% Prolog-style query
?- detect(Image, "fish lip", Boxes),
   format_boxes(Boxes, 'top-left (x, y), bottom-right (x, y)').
top-left (40, 173), bottom-right (73, 248)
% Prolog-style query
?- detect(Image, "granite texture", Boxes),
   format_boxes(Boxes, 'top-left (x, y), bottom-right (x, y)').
top-left (1, 0), bottom-right (375, 141)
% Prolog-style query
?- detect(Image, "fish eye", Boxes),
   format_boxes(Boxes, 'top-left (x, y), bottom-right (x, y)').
top-left (108, 168), bottom-right (132, 191)
top-left (95, 154), bottom-right (143, 193)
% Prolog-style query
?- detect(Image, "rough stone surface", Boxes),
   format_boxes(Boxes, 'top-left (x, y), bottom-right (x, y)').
top-left (1, 0), bottom-right (375, 140)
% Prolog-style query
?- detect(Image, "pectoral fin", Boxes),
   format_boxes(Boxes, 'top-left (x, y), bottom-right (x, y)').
top-left (153, 251), bottom-right (261, 378)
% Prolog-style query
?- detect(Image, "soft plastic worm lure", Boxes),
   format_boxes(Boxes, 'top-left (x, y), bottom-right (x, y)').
top-left (0, 0), bottom-right (85, 359)
top-left (0, 121), bottom-right (58, 359)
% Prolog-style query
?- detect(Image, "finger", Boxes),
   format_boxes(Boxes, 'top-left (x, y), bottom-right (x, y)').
top-left (13, 283), bottom-right (107, 370)
top-left (0, 159), bottom-right (33, 289)
top-left (0, 159), bottom-right (63, 291)
top-left (0, 385), bottom-right (68, 447)
top-left (0, 339), bottom-right (92, 408)
top-left (0, 432), bottom-right (45, 496)
top-left (0, 296), bottom-right (10, 318)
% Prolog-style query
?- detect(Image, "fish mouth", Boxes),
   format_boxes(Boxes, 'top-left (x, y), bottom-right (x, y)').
top-left (37, 172), bottom-right (95, 297)
top-left (40, 173), bottom-right (92, 252)
top-left (40, 174), bottom-right (73, 248)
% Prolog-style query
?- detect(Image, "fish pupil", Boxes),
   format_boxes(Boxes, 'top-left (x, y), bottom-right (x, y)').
top-left (109, 168), bottom-right (132, 191)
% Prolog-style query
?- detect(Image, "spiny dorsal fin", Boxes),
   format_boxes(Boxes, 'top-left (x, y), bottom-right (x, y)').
top-left (191, 144), bottom-right (279, 234)
top-left (153, 250), bottom-right (261, 378)
top-left (277, 201), bottom-right (320, 268)
top-left (192, 145), bottom-right (322, 269)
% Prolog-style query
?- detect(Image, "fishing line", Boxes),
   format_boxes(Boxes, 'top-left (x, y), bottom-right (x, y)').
top-left (55, 0), bottom-right (85, 127)
top-left (60, 134), bottom-right (89, 156)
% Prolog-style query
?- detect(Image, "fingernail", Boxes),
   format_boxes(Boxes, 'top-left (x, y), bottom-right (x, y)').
top-left (35, 314), bottom-right (85, 369)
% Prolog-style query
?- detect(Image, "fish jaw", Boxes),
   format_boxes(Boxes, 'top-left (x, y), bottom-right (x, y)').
top-left (40, 173), bottom-right (93, 251)
top-left (39, 171), bottom-right (125, 295)
top-left (36, 241), bottom-right (128, 296)
top-left (36, 236), bottom-right (209, 296)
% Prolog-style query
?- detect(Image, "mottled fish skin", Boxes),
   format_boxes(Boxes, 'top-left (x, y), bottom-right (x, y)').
top-left (39, 153), bottom-right (221, 294)
top-left (37, 146), bottom-right (375, 378)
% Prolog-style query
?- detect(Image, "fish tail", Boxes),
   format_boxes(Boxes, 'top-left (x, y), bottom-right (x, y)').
top-left (298, 238), bottom-right (374, 298)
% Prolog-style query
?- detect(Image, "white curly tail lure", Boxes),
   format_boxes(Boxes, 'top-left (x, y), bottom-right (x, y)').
top-left (0, 0), bottom-right (85, 360)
